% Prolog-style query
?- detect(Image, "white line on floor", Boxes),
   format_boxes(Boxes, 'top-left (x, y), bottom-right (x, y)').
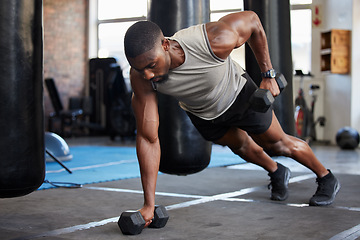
top-left (329, 223), bottom-right (360, 240)
top-left (288, 173), bottom-right (315, 183)
top-left (46, 159), bottom-right (137, 173)
top-left (165, 186), bottom-right (263, 210)
top-left (89, 184), bottom-right (359, 211)
top-left (12, 217), bottom-right (119, 240)
top-left (85, 186), bottom-right (207, 199)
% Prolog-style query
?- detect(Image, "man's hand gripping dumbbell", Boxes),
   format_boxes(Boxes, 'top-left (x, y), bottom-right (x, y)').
top-left (118, 205), bottom-right (169, 235)
top-left (249, 72), bottom-right (288, 112)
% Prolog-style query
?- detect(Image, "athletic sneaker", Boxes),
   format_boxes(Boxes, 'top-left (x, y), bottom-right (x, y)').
top-left (268, 163), bottom-right (291, 201)
top-left (309, 170), bottom-right (340, 206)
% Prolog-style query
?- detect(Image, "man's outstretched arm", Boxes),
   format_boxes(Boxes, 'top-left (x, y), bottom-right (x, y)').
top-left (130, 68), bottom-right (160, 227)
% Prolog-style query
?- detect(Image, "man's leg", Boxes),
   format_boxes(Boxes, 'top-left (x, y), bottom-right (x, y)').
top-left (214, 127), bottom-right (277, 172)
top-left (214, 126), bottom-right (290, 201)
top-left (250, 112), bottom-right (329, 177)
top-left (249, 112), bottom-right (340, 206)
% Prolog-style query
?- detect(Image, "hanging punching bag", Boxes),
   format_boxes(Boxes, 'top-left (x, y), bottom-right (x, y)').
top-left (244, 0), bottom-right (295, 135)
top-left (0, 0), bottom-right (45, 197)
top-left (149, 0), bottom-right (212, 175)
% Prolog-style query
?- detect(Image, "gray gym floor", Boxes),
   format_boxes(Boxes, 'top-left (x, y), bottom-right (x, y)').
top-left (1, 138), bottom-right (359, 240)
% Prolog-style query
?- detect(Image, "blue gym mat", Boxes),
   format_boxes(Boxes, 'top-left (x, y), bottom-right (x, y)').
top-left (39, 145), bottom-right (245, 190)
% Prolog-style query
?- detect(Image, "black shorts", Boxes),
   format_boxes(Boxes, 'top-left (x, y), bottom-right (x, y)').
top-left (186, 72), bottom-right (273, 142)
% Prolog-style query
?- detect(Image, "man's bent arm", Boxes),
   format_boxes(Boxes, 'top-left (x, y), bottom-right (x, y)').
top-left (207, 11), bottom-right (279, 95)
top-left (130, 69), bottom-right (160, 225)
top-left (221, 12), bottom-right (273, 73)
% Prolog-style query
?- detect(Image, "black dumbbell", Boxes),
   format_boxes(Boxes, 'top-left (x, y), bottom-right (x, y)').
top-left (249, 73), bottom-right (288, 112)
top-left (118, 205), bottom-right (169, 235)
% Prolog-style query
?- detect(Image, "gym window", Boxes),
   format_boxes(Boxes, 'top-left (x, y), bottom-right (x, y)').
top-left (96, 0), bottom-right (148, 80)
top-left (93, 0), bottom-right (312, 79)
top-left (290, 0), bottom-right (312, 73)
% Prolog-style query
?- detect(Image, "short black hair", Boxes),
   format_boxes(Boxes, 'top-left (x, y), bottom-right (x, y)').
top-left (124, 21), bottom-right (163, 59)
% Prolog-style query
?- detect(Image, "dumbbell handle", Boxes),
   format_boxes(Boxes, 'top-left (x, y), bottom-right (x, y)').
top-left (266, 73), bottom-right (287, 94)
top-left (149, 205), bottom-right (169, 228)
top-left (118, 205), bottom-right (169, 235)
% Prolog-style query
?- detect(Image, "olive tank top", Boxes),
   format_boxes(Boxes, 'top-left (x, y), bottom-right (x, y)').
top-left (153, 24), bottom-right (247, 120)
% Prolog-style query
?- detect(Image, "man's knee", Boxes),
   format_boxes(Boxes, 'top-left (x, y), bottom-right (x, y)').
top-left (230, 137), bottom-right (264, 158)
top-left (214, 128), bottom-right (263, 157)
top-left (265, 136), bottom-right (302, 157)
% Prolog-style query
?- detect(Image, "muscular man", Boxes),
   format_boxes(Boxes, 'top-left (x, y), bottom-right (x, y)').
top-left (124, 11), bottom-right (340, 226)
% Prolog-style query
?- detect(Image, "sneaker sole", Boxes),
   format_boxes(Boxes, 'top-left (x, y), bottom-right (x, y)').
top-left (270, 168), bottom-right (291, 201)
top-left (309, 180), bottom-right (341, 206)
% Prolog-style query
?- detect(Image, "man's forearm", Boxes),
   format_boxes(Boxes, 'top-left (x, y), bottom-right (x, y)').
top-left (245, 13), bottom-right (273, 73)
top-left (136, 135), bottom-right (161, 207)
top-left (247, 28), bottom-right (273, 73)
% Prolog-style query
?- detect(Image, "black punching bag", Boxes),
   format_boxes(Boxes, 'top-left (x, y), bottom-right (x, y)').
top-left (0, 0), bottom-right (45, 197)
top-left (244, 0), bottom-right (295, 135)
top-left (149, 0), bottom-right (212, 175)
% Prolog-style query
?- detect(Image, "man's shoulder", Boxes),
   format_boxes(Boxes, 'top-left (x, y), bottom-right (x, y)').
top-left (172, 24), bottom-right (204, 39)
top-left (130, 69), bottom-right (155, 95)
top-left (171, 24), bottom-right (211, 56)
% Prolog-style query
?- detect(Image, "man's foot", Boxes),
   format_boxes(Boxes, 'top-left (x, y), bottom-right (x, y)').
top-left (309, 170), bottom-right (340, 206)
top-left (268, 163), bottom-right (291, 201)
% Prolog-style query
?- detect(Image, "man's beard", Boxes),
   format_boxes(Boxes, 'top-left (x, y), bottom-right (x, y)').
top-left (151, 74), bottom-right (169, 84)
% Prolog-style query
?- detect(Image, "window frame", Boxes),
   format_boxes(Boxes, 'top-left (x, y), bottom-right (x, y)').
top-left (90, 1), bottom-right (313, 74)
top-left (290, 3), bottom-right (312, 73)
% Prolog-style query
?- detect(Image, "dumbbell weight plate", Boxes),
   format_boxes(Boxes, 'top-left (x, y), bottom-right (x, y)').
top-left (249, 89), bottom-right (275, 113)
top-left (149, 205), bottom-right (169, 228)
top-left (118, 211), bottom-right (146, 235)
top-left (275, 73), bottom-right (287, 92)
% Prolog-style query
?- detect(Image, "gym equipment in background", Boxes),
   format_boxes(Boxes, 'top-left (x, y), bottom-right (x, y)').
top-left (0, 0), bottom-right (45, 198)
top-left (45, 78), bottom-right (84, 137)
top-left (294, 70), bottom-right (326, 143)
top-left (149, 0), bottom-right (212, 175)
top-left (294, 70), bottom-right (310, 139)
top-left (107, 63), bottom-right (136, 140)
top-left (44, 132), bottom-right (84, 187)
top-left (89, 58), bottom-right (135, 139)
top-left (45, 132), bottom-right (72, 171)
top-left (336, 127), bottom-right (360, 150)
